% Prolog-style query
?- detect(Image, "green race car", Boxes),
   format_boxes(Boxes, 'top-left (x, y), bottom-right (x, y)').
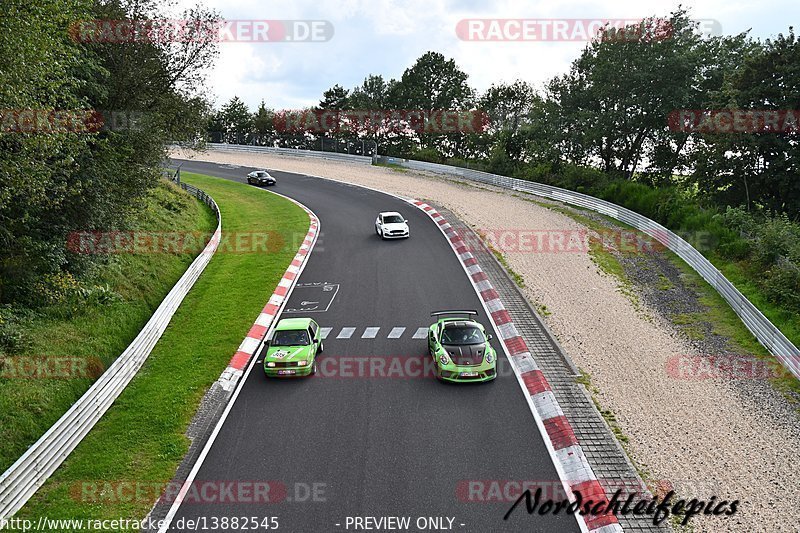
top-left (264, 317), bottom-right (323, 377)
top-left (428, 310), bottom-right (497, 383)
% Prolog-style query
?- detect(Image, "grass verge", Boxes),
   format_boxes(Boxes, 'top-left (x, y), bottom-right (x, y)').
top-left (534, 197), bottom-right (799, 398)
top-left (0, 180), bottom-right (217, 473)
top-left (11, 173), bottom-right (308, 527)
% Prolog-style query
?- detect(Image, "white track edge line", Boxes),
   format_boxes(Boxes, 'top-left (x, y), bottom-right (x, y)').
top-left (156, 187), bottom-right (320, 532)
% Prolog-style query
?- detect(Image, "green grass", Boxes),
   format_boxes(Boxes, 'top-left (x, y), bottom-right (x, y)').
top-left (476, 229), bottom-right (526, 288)
top-left (373, 161), bottom-right (408, 172)
top-left (667, 251), bottom-right (799, 398)
top-left (518, 198), bottom-right (641, 308)
top-left (524, 194), bottom-right (799, 398)
top-left (657, 273), bottom-right (674, 291)
top-left (0, 180), bottom-right (217, 473)
top-left (11, 173), bottom-right (308, 527)
top-left (574, 371), bottom-right (629, 446)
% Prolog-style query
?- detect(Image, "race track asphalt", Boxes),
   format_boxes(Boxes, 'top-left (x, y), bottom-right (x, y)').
top-left (166, 159), bottom-right (582, 533)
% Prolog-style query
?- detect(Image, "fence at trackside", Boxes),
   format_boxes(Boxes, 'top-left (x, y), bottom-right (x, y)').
top-left (205, 142), bottom-right (373, 165)
top-left (0, 176), bottom-right (221, 522)
top-left (202, 142), bottom-right (800, 381)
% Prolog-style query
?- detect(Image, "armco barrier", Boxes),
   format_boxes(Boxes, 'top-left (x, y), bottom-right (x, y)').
top-left (203, 143), bottom-right (799, 381)
top-left (393, 159), bottom-right (800, 381)
top-left (207, 142), bottom-right (373, 165)
top-left (0, 180), bottom-right (221, 522)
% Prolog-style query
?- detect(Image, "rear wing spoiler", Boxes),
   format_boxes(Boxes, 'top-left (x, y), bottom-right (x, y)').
top-left (430, 310), bottom-right (479, 318)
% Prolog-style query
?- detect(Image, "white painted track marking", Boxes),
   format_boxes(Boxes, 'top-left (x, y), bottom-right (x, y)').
top-left (362, 327), bottom-right (380, 339)
top-left (387, 327), bottom-right (406, 338)
top-left (337, 327), bottom-right (356, 339)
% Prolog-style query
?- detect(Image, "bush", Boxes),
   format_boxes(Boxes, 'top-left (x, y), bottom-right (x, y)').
top-left (410, 147), bottom-right (442, 163)
top-left (763, 263), bottom-right (800, 312)
top-left (0, 307), bottom-right (33, 356)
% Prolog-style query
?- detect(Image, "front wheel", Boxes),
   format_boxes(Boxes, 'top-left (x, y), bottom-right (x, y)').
top-left (318, 341), bottom-right (324, 353)
top-left (309, 361), bottom-right (317, 376)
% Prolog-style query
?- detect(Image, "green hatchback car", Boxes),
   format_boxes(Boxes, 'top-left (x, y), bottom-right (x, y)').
top-left (428, 310), bottom-right (497, 383)
top-left (264, 317), bottom-right (323, 377)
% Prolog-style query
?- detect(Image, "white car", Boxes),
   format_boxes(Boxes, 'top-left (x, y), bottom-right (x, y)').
top-left (375, 211), bottom-right (409, 239)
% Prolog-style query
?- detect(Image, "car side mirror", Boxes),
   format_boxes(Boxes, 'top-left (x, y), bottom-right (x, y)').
top-left (487, 334), bottom-right (493, 341)
top-left (404, 219), bottom-right (408, 223)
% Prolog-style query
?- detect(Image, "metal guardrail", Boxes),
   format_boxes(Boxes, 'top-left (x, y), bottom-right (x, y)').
top-left (0, 178), bottom-right (222, 522)
top-left (203, 142), bottom-right (799, 380)
top-left (394, 158), bottom-right (800, 380)
top-left (207, 143), bottom-right (373, 165)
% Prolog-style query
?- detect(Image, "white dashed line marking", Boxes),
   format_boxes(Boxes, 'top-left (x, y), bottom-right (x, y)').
top-left (314, 326), bottom-right (434, 341)
top-left (337, 327), bottom-right (356, 339)
top-left (362, 327), bottom-right (380, 339)
top-left (413, 327), bottom-right (428, 339)
top-left (388, 327), bottom-right (406, 339)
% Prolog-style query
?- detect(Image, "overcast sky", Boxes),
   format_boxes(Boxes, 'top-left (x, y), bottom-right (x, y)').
top-left (174, 0), bottom-right (799, 111)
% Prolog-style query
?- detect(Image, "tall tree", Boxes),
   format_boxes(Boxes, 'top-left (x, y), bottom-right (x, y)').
top-left (319, 84), bottom-right (351, 110)
top-left (218, 96), bottom-right (252, 143)
top-left (548, 10), bottom-right (708, 178)
top-left (393, 51), bottom-right (476, 157)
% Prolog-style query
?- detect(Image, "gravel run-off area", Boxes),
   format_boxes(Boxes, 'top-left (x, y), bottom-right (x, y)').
top-left (172, 147), bottom-right (800, 533)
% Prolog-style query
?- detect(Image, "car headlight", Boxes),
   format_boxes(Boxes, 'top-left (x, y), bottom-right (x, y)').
top-left (485, 352), bottom-right (494, 364)
top-left (439, 354), bottom-right (450, 365)
top-left (297, 360), bottom-right (308, 366)
top-left (266, 362), bottom-right (276, 367)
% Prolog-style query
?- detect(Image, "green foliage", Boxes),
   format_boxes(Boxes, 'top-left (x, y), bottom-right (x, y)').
top-left (1, 0), bottom-right (219, 307)
top-left (720, 207), bottom-right (800, 312)
top-left (0, 306), bottom-right (34, 356)
top-left (11, 173), bottom-right (307, 523)
top-left (410, 147), bottom-right (443, 163)
top-left (0, 179), bottom-right (216, 473)
top-left (319, 84), bottom-right (351, 110)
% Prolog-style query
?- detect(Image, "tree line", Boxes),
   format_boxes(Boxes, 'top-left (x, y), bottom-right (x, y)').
top-left (1, 0), bottom-right (217, 305)
top-left (210, 9), bottom-right (799, 217)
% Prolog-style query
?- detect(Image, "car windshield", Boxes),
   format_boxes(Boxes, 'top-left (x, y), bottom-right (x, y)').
top-left (441, 326), bottom-right (484, 345)
top-left (256, 171), bottom-right (269, 177)
top-left (272, 329), bottom-right (309, 346)
top-left (383, 215), bottom-right (404, 224)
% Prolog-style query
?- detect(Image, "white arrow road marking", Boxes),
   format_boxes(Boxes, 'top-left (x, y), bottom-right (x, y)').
top-left (337, 327), bottom-right (356, 339)
top-left (388, 327), bottom-right (406, 339)
top-left (412, 327), bottom-right (428, 339)
top-left (320, 327), bottom-right (332, 339)
top-left (362, 327), bottom-right (380, 339)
